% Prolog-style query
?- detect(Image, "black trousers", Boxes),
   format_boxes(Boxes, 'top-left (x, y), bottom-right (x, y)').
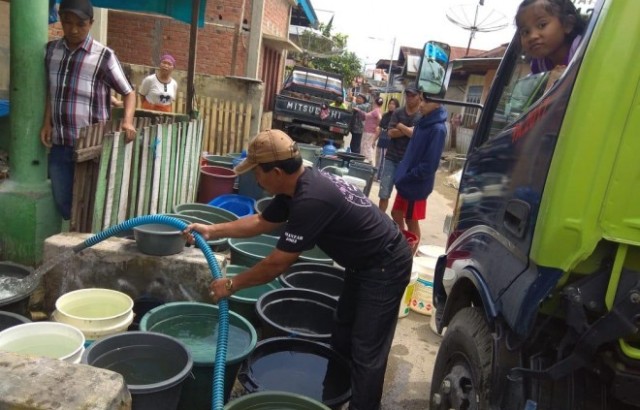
top-left (350, 132), bottom-right (363, 153)
top-left (331, 234), bottom-right (413, 410)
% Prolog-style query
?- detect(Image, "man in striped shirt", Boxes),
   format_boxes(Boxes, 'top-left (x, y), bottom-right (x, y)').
top-left (40, 0), bottom-right (136, 220)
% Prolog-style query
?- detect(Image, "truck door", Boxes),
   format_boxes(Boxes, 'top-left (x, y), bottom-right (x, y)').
top-left (448, 3), bottom-right (598, 333)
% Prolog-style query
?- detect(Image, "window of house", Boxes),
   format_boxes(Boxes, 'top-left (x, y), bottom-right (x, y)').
top-left (461, 85), bottom-right (482, 128)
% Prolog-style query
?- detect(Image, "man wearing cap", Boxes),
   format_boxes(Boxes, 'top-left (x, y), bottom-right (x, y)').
top-left (40, 0), bottom-right (136, 221)
top-left (139, 54), bottom-right (178, 113)
top-left (392, 91), bottom-right (447, 243)
top-left (377, 86), bottom-right (422, 213)
top-left (185, 129), bottom-right (413, 410)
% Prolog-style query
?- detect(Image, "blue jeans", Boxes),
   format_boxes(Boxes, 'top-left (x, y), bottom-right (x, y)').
top-left (48, 145), bottom-right (75, 220)
top-left (378, 159), bottom-right (398, 199)
top-left (331, 233), bottom-right (412, 410)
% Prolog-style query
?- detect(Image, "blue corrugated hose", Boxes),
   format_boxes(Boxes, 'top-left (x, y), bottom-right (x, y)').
top-left (74, 215), bottom-right (228, 410)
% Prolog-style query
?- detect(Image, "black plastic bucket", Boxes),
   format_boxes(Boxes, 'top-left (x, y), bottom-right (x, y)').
top-left (256, 288), bottom-right (337, 341)
top-left (82, 331), bottom-right (193, 410)
top-left (0, 311), bottom-right (31, 332)
top-left (226, 265), bottom-right (281, 330)
top-left (279, 263), bottom-right (345, 299)
top-left (0, 262), bottom-right (39, 317)
top-left (238, 337), bottom-right (351, 409)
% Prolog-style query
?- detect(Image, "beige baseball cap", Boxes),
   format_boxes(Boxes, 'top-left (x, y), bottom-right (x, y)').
top-left (233, 129), bottom-right (301, 175)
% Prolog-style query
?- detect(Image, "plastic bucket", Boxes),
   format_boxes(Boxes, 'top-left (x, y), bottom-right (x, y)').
top-left (197, 165), bottom-right (236, 203)
top-left (0, 261), bottom-right (40, 317)
top-left (140, 302), bottom-right (257, 407)
top-left (297, 143), bottom-right (322, 163)
top-left (238, 337), bottom-right (351, 408)
top-left (316, 155), bottom-right (344, 169)
top-left (417, 244), bottom-right (446, 258)
top-left (399, 270), bottom-right (419, 318)
top-left (226, 265), bottom-right (282, 331)
top-left (204, 154), bottom-right (235, 169)
top-left (279, 263), bottom-right (345, 299)
top-left (209, 194), bottom-right (256, 218)
top-left (341, 175), bottom-right (367, 193)
top-left (0, 311), bottom-right (31, 332)
top-left (229, 235), bottom-right (278, 267)
top-left (162, 213), bottom-right (229, 252)
top-left (346, 161), bottom-right (376, 196)
top-left (238, 171), bottom-right (268, 200)
top-left (52, 288), bottom-right (134, 342)
top-left (298, 246), bottom-right (333, 265)
top-left (133, 224), bottom-right (186, 256)
top-left (254, 197), bottom-right (285, 237)
top-left (256, 288), bottom-right (337, 341)
top-left (82, 331), bottom-right (193, 410)
top-left (402, 230), bottom-right (419, 256)
top-left (224, 391), bottom-right (330, 409)
top-left (0, 322), bottom-right (85, 363)
top-left (410, 256), bottom-right (437, 315)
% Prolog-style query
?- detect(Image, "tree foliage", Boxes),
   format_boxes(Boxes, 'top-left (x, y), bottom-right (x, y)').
top-left (290, 22), bottom-right (362, 87)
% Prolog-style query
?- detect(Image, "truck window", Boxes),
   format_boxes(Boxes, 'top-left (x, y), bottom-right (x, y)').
top-left (486, 58), bottom-right (550, 139)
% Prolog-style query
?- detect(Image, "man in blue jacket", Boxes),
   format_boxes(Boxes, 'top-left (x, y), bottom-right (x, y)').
top-left (392, 91), bottom-right (448, 243)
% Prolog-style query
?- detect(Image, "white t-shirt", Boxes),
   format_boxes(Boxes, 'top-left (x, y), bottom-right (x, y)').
top-left (139, 74), bottom-right (178, 106)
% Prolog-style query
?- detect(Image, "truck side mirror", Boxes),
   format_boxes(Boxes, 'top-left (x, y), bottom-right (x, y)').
top-left (416, 41), bottom-right (451, 97)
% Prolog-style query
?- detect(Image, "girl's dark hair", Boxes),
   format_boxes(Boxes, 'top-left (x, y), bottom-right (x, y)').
top-left (387, 98), bottom-right (400, 110)
top-left (516, 0), bottom-right (586, 43)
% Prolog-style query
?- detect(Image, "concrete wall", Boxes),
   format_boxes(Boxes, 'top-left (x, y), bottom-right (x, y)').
top-left (41, 233), bottom-right (227, 315)
top-left (0, 352), bottom-right (131, 410)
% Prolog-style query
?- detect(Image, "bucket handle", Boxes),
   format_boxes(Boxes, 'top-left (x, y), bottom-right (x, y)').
top-left (237, 370), bottom-right (261, 391)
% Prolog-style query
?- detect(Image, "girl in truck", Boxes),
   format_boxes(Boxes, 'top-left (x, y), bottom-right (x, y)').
top-left (516, 0), bottom-right (586, 75)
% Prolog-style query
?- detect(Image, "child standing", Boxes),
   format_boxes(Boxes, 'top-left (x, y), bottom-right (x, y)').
top-left (516, 0), bottom-right (586, 74)
top-left (392, 92), bottom-right (447, 243)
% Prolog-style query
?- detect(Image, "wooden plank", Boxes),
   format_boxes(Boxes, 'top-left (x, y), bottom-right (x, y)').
top-left (175, 123), bottom-right (185, 204)
top-left (83, 160), bottom-right (99, 232)
top-left (103, 131), bottom-right (121, 229)
top-left (167, 124), bottom-right (178, 212)
top-left (117, 139), bottom-right (133, 222)
top-left (92, 133), bottom-right (114, 232)
top-left (137, 127), bottom-right (150, 216)
top-left (150, 126), bottom-right (162, 214)
top-left (109, 133), bottom-right (127, 225)
top-left (222, 100), bottom-right (230, 154)
top-left (160, 124), bottom-right (172, 213)
top-left (191, 119), bottom-right (204, 202)
top-left (203, 96), bottom-right (211, 153)
top-left (182, 122), bottom-right (194, 202)
top-left (142, 127), bottom-right (154, 216)
top-left (74, 145), bottom-right (104, 162)
top-left (128, 128), bottom-right (142, 218)
top-left (243, 103), bottom-right (252, 147)
top-left (230, 101), bottom-right (238, 153)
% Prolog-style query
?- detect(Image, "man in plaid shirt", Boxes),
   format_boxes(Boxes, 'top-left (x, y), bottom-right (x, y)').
top-left (40, 0), bottom-right (136, 220)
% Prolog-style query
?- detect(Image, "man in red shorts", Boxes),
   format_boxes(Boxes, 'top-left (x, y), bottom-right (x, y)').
top-left (392, 90), bottom-right (448, 243)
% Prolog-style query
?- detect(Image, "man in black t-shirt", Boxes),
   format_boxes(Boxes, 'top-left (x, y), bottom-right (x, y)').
top-left (186, 129), bottom-right (413, 410)
top-left (378, 86), bottom-right (422, 213)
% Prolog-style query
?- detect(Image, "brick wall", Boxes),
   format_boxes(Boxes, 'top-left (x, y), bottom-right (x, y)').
top-left (263, 0), bottom-right (291, 37)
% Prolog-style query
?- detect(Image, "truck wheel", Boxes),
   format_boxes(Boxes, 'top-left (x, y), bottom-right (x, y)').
top-left (430, 307), bottom-right (492, 410)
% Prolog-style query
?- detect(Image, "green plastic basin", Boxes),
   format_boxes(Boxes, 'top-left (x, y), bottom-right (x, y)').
top-left (229, 235), bottom-right (333, 267)
top-left (226, 265), bottom-right (282, 330)
top-left (140, 302), bottom-right (257, 407)
top-left (224, 391), bottom-right (330, 409)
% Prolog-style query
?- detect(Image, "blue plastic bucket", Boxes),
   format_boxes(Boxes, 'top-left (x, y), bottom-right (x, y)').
top-left (140, 302), bottom-right (257, 407)
top-left (209, 194), bottom-right (256, 218)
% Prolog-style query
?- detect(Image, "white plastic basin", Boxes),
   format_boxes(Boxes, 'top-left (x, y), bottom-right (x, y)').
top-left (0, 322), bottom-right (85, 363)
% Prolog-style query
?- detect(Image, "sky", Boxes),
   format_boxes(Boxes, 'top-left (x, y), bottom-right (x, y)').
top-left (308, 0), bottom-right (524, 67)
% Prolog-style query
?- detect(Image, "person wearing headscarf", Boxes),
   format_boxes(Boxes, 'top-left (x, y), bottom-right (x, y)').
top-left (139, 54), bottom-right (178, 112)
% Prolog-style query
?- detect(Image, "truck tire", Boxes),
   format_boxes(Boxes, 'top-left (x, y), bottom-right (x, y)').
top-left (430, 307), bottom-right (492, 410)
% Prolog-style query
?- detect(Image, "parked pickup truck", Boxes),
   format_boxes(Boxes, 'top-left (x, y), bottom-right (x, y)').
top-left (272, 66), bottom-right (352, 146)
